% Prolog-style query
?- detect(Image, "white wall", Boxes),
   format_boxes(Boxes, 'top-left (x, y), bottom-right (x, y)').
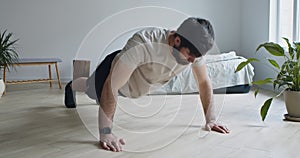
top-left (0, 0), bottom-right (241, 82)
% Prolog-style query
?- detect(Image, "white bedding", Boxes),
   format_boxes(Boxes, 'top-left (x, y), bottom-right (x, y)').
top-left (151, 51), bottom-right (254, 94)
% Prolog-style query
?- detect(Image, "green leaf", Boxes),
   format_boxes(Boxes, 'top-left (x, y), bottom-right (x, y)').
top-left (267, 59), bottom-right (280, 69)
top-left (273, 80), bottom-right (277, 89)
top-left (260, 98), bottom-right (273, 121)
top-left (294, 42), bottom-right (300, 60)
top-left (235, 58), bottom-right (259, 73)
top-left (254, 89), bottom-right (259, 98)
top-left (273, 79), bottom-right (285, 89)
top-left (256, 42), bottom-right (285, 56)
top-left (2, 32), bottom-right (13, 46)
top-left (0, 30), bottom-right (19, 71)
top-left (283, 37), bottom-right (291, 47)
top-left (252, 78), bottom-right (273, 85)
top-left (0, 30), bottom-right (8, 43)
top-left (283, 38), bottom-right (294, 59)
top-left (235, 61), bottom-right (248, 73)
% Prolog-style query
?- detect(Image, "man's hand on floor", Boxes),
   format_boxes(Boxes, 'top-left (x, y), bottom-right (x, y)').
top-left (99, 134), bottom-right (126, 152)
top-left (211, 124), bottom-right (230, 134)
top-left (206, 122), bottom-right (230, 134)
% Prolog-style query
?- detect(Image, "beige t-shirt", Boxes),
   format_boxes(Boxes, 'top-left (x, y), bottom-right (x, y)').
top-left (112, 27), bottom-right (205, 98)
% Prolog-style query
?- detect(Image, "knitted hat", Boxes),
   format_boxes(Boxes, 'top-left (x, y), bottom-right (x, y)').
top-left (177, 17), bottom-right (215, 56)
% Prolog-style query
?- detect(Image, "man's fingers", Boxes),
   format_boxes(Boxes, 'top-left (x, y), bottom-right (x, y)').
top-left (220, 126), bottom-right (230, 133)
top-left (119, 138), bottom-right (126, 145)
top-left (106, 142), bottom-right (116, 152)
top-left (100, 141), bottom-right (117, 152)
top-left (100, 141), bottom-right (111, 151)
top-left (212, 125), bottom-right (226, 134)
top-left (100, 141), bottom-right (123, 152)
top-left (111, 141), bottom-right (121, 152)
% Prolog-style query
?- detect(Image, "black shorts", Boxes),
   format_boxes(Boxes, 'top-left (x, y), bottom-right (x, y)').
top-left (85, 50), bottom-right (121, 101)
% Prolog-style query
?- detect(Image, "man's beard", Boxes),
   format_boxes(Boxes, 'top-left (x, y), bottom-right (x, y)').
top-left (172, 45), bottom-right (190, 65)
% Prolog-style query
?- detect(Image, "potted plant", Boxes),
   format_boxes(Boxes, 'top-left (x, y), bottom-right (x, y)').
top-left (0, 30), bottom-right (19, 97)
top-left (235, 38), bottom-right (300, 121)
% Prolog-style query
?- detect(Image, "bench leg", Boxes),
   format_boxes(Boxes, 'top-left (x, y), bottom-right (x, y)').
top-left (55, 63), bottom-right (62, 89)
top-left (48, 64), bottom-right (52, 88)
top-left (3, 66), bottom-right (7, 95)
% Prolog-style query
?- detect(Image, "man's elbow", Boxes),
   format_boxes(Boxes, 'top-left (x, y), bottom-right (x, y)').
top-left (198, 79), bottom-right (212, 91)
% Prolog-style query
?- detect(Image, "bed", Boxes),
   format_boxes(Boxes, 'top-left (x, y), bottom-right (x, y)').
top-left (151, 51), bottom-right (254, 95)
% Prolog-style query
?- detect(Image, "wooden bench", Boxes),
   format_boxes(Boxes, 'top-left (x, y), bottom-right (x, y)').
top-left (2, 58), bottom-right (62, 94)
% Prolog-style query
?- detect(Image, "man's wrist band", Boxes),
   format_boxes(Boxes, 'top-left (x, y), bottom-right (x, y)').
top-left (100, 127), bottom-right (112, 134)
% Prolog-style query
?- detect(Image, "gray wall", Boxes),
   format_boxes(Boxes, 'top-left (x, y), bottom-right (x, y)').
top-left (240, 0), bottom-right (276, 90)
top-left (0, 0), bottom-right (242, 82)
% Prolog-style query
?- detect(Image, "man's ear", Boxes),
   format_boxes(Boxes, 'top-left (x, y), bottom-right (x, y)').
top-left (174, 36), bottom-right (181, 47)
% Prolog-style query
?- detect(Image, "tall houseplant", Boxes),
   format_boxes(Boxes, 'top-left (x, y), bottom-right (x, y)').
top-left (0, 30), bottom-right (19, 96)
top-left (235, 38), bottom-right (300, 121)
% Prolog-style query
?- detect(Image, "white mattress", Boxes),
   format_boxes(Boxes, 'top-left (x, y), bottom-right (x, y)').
top-left (152, 51), bottom-right (254, 94)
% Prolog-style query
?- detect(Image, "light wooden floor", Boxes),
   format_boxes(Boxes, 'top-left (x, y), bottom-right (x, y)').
top-left (0, 83), bottom-right (299, 158)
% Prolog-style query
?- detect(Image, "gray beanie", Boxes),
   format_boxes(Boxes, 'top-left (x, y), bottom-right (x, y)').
top-left (177, 17), bottom-right (215, 56)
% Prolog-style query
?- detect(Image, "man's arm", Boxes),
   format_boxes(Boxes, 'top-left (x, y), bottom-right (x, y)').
top-left (192, 64), bottom-right (229, 134)
top-left (99, 58), bottom-right (136, 151)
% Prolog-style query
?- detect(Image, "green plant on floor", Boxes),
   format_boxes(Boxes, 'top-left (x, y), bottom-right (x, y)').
top-left (0, 30), bottom-right (19, 73)
top-left (235, 38), bottom-right (300, 121)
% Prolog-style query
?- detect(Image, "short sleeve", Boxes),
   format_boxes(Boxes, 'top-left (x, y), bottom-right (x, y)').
top-left (191, 56), bottom-right (206, 67)
top-left (117, 34), bottom-right (146, 69)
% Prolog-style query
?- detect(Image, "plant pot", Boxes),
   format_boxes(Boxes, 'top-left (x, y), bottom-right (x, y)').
top-left (0, 79), bottom-right (5, 98)
top-left (284, 90), bottom-right (300, 118)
